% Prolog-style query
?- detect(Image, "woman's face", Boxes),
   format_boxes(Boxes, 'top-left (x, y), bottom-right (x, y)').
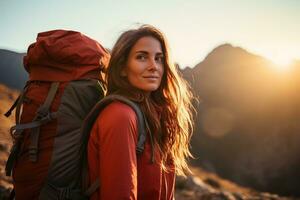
top-left (123, 36), bottom-right (164, 92)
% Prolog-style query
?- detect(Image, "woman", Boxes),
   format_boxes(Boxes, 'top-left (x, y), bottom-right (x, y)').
top-left (88, 25), bottom-right (194, 200)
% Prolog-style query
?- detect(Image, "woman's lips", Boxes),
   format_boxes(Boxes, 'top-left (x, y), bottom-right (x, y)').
top-left (143, 76), bottom-right (160, 81)
top-left (143, 75), bottom-right (159, 78)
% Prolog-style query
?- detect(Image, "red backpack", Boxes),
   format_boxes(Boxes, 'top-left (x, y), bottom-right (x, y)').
top-left (5, 30), bottom-right (147, 200)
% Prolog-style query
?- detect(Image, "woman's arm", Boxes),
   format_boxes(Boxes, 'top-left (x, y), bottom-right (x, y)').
top-left (89, 102), bottom-right (139, 200)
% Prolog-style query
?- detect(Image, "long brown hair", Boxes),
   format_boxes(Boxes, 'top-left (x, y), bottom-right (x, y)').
top-left (106, 25), bottom-right (194, 176)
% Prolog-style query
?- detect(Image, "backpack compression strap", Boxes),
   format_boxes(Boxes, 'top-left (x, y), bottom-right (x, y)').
top-left (5, 84), bottom-right (29, 176)
top-left (5, 82), bottom-right (60, 176)
top-left (80, 94), bottom-right (148, 197)
top-left (29, 82), bottom-right (60, 162)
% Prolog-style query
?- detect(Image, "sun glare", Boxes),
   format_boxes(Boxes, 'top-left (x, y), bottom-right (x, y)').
top-left (268, 56), bottom-right (293, 71)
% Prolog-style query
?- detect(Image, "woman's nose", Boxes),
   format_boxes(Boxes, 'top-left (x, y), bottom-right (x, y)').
top-left (148, 58), bottom-right (158, 71)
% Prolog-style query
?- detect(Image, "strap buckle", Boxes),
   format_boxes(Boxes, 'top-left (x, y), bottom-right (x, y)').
top-left (10, 128), bottom-right (23, 142)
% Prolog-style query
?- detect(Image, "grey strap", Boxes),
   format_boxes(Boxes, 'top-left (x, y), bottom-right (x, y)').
top-left (29, 82), bottom-right (60, 162)
top-left (36, 82), bottom-right (60, 117)
top-left (5, 84), bottom-right (29, 176)
top-left (10, 113), bottom-right (57, 136)
top-left (15, 85), bottom-right (29, 124)
top-left (29, 126), bottom-right (40, 162)
top-left (97, 94), bottom-right (147, 154)
top-left (144, 115), bottom-right (155, 163)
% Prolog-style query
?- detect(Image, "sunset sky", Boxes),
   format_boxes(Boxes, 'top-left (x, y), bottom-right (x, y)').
top-left (1, 0), bottom-right (299, 68)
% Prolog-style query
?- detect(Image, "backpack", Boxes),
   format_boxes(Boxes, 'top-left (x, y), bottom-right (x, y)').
top-left (5, 30), bottom-right (147, 200)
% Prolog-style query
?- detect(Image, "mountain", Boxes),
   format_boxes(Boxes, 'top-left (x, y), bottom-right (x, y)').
top-left (182, 44), bottom-right (300, 197)
top-left (0, 49), bottom-right (27, 90)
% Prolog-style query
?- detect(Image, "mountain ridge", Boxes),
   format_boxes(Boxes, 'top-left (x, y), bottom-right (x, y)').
top-left (0, 49), bottom-right (27, 90)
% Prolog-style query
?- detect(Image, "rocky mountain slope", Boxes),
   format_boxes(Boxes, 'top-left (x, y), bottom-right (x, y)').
top-left (181, 44), bottom-right (300, 197)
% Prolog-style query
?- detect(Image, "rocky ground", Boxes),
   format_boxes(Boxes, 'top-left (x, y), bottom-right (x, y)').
top-left (0, 84), bottom-right (17, 199)
top-left (175, 167), bottom-right (299, 200)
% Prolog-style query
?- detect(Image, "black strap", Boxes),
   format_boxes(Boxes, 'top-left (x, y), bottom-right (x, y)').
top-left (4, 83), bottom-right (29, 119)
top-left (4, 95), bottom-right (20, 118)
top-left (5, 143), bottom-right (20, 176)
top-left (84, 178), bottom-right (100, 196)
top-left (29, 82), bottom-right (60, 162)
top-left (40, 182), bottom-right (88, 200)
top-left (8, 188), bottom-right (15, 200)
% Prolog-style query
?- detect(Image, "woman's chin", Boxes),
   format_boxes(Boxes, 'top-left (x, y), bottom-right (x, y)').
top-left (131, 82), bottom-right (159, 92)
top-left (141, 86), bottom-right (160, 93)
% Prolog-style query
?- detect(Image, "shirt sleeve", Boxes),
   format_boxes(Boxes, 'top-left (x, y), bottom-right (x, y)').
top-left (90, 102), bottom-right (138, 200)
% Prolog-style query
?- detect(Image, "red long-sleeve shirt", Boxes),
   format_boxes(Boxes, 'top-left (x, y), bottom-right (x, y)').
top-left (88, 101), bottom-right (175, 200)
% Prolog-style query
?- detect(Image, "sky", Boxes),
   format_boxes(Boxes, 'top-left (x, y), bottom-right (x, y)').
top-left (1, 0), bottom-right (299, 68)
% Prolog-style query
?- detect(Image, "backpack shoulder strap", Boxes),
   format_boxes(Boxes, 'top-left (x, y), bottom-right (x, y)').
top-left (80, 94), bottom-right (147, 197)
top-left (82, 94), bottom-right (147, 154)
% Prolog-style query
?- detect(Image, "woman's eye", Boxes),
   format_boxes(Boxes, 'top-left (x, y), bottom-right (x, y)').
top-left (155, 56), bottom-right (164, 63)
top-left (136, 55), bottom-right (146, 60)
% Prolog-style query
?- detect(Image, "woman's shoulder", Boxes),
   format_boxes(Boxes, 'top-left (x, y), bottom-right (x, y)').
top-left (90, 101), bottom-right (139, 147)
top-left (98, 101), bottom-right (137, 123)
